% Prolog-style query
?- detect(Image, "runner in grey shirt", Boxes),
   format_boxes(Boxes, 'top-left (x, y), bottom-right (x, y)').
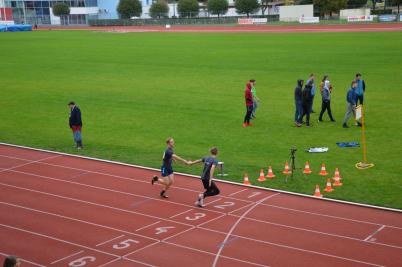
top-left (188, 147), bottom-right (220, 207)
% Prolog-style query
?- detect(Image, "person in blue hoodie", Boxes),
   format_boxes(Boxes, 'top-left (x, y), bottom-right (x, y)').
top-left (294, 79), bottom-right (304, 126)
top-left (355, 73), bottom-right (366, 105)
top-left (342, 81), bottom-right (361, 128)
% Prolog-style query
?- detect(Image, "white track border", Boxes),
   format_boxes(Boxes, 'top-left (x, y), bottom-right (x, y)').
top-left (1, 142), bottom-right (400, 213)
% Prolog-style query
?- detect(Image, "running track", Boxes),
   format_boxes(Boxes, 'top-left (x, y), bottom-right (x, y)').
top-left (0, 143), bottom-right (401, 267)
top-left (38, 23), bottom-right (402, 33)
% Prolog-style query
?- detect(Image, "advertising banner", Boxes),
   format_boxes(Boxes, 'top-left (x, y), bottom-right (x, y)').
top-left (299, 16), bottom-right (319, 23)
top-left (378, 15), bottom-right (397, 22)
top-left (347, 15), bottom-right (374, 22)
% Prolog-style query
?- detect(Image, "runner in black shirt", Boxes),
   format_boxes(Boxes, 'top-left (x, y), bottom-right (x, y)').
top-left (151, 137), bottom-right (189, 198)
top-left (188, 147), bottom-right (220, 207)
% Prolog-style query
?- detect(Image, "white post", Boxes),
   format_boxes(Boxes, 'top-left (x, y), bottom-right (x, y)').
top-left (22, 0), bottom-right (27, 24)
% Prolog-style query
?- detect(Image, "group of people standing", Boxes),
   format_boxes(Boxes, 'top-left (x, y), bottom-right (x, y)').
top-left (293, 73), bottom-right (366, 128)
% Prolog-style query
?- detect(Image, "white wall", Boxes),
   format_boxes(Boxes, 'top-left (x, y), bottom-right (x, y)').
top-left (279, 4), bottom-right (313, 22)
top-left (340, 8), bottom-right (370, 19)
top-left (50, 7), bottom-right (99, 25)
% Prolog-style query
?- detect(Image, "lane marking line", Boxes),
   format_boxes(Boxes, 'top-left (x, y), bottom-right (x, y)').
top-left (212, 193), bottom-right (280, 267)
top-left (96, 235), bottom-right (125, 247)
top-left (50, 250), bottom-right (83, 265)
top-left (364, 225), bottom-right (386, 242)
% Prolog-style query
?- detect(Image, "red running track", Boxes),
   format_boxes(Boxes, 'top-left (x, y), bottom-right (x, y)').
top-left (37, 23), bottom-right (402, 33)
top-left (0, 143), bottom-right (401, 267)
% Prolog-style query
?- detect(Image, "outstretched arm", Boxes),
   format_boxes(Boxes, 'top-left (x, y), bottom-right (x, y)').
top-left (173, 154), bottom-right (190, 165)
top-left (187, 159), bottom-right (203, 166)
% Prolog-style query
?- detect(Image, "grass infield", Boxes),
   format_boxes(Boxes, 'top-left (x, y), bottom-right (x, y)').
top-left (0, 30), bottom-right (401, 209)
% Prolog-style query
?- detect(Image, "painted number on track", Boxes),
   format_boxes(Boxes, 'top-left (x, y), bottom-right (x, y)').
top-left (112, 239), bottom-right (139, 249)
top-left (185, 212), bottom-right (206, 221)
top-left (214, 202), bottom-right (235, 210)
top-left (69, 256), bottom-right (96, 267)
top-left (155, 226), bottom-right (175, 235)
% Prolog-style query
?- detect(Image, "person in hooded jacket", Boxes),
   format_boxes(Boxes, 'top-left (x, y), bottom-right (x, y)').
top-left (318, 75), bottom-right (335, 122)
top-left (294, 79), bottom-right (304, 126)
top-left (298, 80), bottom-right (313, 126)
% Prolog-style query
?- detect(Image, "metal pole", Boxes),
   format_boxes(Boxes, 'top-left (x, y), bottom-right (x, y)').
top-left (361, 105), bottom-right (367, 163)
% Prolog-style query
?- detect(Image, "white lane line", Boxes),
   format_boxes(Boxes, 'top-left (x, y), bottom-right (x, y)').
top-left (0, 201), bottom-right (159, 242)
top-left (135, 221), bottom-right (161, 232)
top-left (0, 251), bottom-right (45, 267)
top-left (0, 223), bottom-right (119, 258)
top-left (2, 174), bottom-right (401, 250)
top-left (96, 258), bottom-right (122, 267)
top-left (163, 241), bottom-right (267, 267)
top-left (121, 257), bottom-right (156, 267)
top-left (228, 214), bottom-right (402, 250)
top-left (364, 225), bottom-right (386, 242)
top-left (203, 198), bottom-right (222, 206)
top-left (4, 152), bottom-right (400, 233)
top-left (0, 155), bottom-right (61, 174)
top-left (50, 250), bottom-right (83, 265)
top-left (169, 209), bottom-right (193, 219)
top-left (1, 143), bottom-right (401, 215)
top-left (95, 235), bottom-right (125, 247)
top-left (202, 227), bottom-right (384, 267)
top-left (0, 153), bottom-right (254, 205)
top-left (228, 189), bottom-right (248, 196)
top-left (0, 182), bottom-right (193, 228)
top-left (7, 168), bottom-right (226, 217)
top-left (212, 193), bottom-right (280, 267)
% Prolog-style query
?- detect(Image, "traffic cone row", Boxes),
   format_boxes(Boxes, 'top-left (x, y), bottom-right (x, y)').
top-left (313, 168), bottom-right (344, 197)
top-left (241, 164), bottom-right (345, 194)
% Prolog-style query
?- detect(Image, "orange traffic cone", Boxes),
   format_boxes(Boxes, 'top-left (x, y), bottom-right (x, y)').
top-left (243, 173), bottom-right (251, 185)
top-left (333, 169), bottom-right (343, 186)
top-left (324, 178), bottom-right (334, 192)
top-left (313, 184), bottom-right (323, 198)
top-left (266, 166), bottom-right (276, 179)
top-left (333, 168), bottom-right (342, 181)
top-left (282, 162), bottom-right (292, 175)
top-left (319, 163), bottom-right (328, 176)
top-left (303, 162), bottom-right (312, 174)
top-left (258, 169), bottom-right (266, 182)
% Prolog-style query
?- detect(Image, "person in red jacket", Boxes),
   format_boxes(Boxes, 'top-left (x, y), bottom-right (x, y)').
top-left (243, 82), bottom-right (254, 127)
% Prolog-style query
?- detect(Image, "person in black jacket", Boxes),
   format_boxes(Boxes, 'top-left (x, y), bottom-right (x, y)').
top-left (68, 101), bottom-right (83, 149)
top-left (294, 79), bottom-right (304, 126)
top-left (298, 81), bottom-right (313, 126)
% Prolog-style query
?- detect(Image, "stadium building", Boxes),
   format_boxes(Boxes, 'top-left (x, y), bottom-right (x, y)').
top-left (0, 0), bottom-right (284, 25)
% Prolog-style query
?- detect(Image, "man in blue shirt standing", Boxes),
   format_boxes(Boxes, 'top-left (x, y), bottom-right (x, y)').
top-left (355, 73), bottom-right (366, 105)
top-left (188, 147), bottom-right (220, 208)
top-left (342, 81), bottom-right (361, 128)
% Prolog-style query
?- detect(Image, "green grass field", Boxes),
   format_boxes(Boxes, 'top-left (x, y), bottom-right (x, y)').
top-left (1, 30), bottom-right (401, 209)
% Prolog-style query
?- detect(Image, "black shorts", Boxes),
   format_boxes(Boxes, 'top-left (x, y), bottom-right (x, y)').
top-left (202, 179), bottom-right (212, 189)
top-left (161, 166), bottom-right (173, 177)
